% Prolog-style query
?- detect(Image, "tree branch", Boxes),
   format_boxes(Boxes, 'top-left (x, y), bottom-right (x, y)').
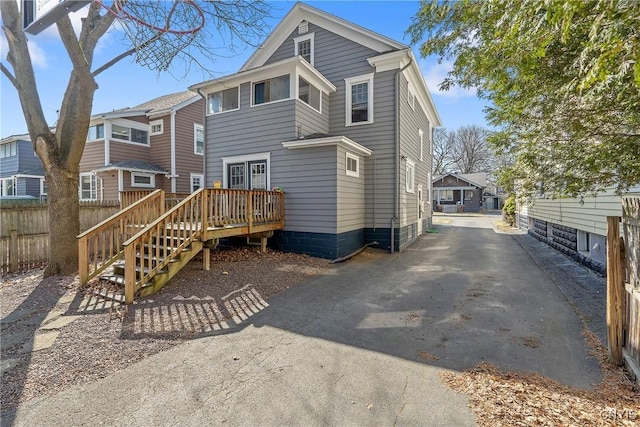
top-left (0, 62), bottom-right (17, 88)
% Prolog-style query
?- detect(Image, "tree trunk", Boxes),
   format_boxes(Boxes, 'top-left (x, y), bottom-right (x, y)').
top-left (44, 166), bottom-right (80, 277)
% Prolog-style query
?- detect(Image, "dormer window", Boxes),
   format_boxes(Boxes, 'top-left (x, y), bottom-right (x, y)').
top-left (294, 33), bottom-right (314, 65)
top-left (253, 74), bottom-right (290, 105)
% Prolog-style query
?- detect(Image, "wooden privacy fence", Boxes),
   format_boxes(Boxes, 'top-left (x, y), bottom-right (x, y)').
top-left (0, 200), bottom-right (120, 274)
top-left (607, 195), bottom-right (640, 383)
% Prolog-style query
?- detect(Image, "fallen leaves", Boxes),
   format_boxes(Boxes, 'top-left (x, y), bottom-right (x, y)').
top-left (440, 328), bottom-right (640, 426)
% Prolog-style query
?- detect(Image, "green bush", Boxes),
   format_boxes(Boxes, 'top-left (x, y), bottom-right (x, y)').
top-left (502, 195), bottom-right (516, 226)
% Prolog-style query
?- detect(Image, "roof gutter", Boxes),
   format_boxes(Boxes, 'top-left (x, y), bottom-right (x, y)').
top-left (392, 52), bottom-right (413, 253)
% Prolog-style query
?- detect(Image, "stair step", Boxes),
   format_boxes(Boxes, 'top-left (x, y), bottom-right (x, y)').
top-left (112, 263), bottom-right (168, 275)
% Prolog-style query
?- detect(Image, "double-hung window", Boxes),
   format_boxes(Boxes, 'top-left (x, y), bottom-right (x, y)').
top-left (79, 173), bottom-right (97, 200)
top-left (194, 124), bottom-right (204, 155)
top-left (345, 74), bottom-right (374, 126)
top-left (253, 75), bottom-right (290, 105)
top-left (208, 87), bottom-right (239, 114)
top-left (294, 33), bottom-right (314, 65)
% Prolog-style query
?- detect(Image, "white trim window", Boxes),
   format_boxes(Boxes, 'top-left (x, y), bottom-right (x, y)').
top-left (294, 33), bottom-right (314, 65)
top-left (405, 159), bottom-right (415, 193)
top-left (87, 124), bottom-right (105, 141)
top-left (345, 73), bottom-right (374, 126)
top-left (190, 173), bottom-right (204, 192)
top-left (0, 141), bottom-right (17, 158)
top-left (0, 177), bottom-right (16, 196)
top-left (40, 178), bottom-right (47, 197)
top-left (298, 76), bottom-right (321, 112)
top-left (194, 124), bottom-right (204, 156)
top-left (426, 173), bottom-right (431, 204)
top-left (253, 74), bottom-right (290, 106)
top-left (111, 122), bottom-right (149, 145)
top-left (207, 87), bottom-right (239, 115)
top-left (222, 152), bottom-right (271, 190)
top-left (150, 119), bottom-right (164, 136)
top-left (131, 172), bottom-right (155, 188)
top-left (419, 128), bottom-right (424, 162)
top-left (79, 173), bottom-right (98, 200)
top-left (345, 152), bottom-right (359, 177)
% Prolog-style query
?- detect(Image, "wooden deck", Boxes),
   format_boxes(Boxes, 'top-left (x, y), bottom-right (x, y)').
top-left (78, 189), bottom-right (285, 303)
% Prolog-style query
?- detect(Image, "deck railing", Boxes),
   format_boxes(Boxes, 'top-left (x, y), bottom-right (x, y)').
top-left (121, 189), bottom-right (284, 302)
top-left (205, 189), bottom-right (284, 230)
top-left (123, 188), bottom-right (206, 303)
top-left (121, 191), bottom-right (190, 210)
top-left (78, 190), bottom-right (165, 285)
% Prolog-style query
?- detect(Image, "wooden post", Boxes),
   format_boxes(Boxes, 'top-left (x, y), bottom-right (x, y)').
top-left (78, 236), bottom-right (89, 285)
top-left (124, 244), bottom-right (136, 304)
top-left (203, 247), bottom-right (210, 271)
top-left (247, 191), bottom-right (253, 234)
top-left (607, 216), bottom-right (624, 365)
top-left (9, 230), bottom-right (18, 273)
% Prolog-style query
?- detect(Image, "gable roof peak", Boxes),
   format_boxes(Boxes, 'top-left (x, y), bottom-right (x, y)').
top-left (241, 1), bottom-right (407, 72)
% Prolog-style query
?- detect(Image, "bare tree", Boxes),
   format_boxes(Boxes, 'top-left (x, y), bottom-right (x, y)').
top-left (1, 1), bottom-right (270, 277)
top-left (432, 127), bottom-right (455, 174)
top-left (451, 125), bottom-right (492, 173)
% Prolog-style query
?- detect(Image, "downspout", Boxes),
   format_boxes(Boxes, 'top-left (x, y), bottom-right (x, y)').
top-left (170, 110), bottom-right (177, 193)
top-left (391, 53), bottom-right (413, 253)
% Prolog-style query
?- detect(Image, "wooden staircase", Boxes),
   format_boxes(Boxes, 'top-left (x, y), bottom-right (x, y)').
top-left (78, 188), bottom-right (285, 304)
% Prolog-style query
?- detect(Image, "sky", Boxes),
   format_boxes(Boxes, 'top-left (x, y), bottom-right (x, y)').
top-left (0, 0), bottom-right (490, 138)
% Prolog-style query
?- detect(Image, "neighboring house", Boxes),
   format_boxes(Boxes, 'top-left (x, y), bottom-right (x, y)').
top-left (189, 2), bottom-right (441, 259)
top-left (483, 179), bottom-right (505, 211)
top-left (0, 134), bottom-right (46, 199)
top-left (79, 91), bottom-right (205, 202)
top-left (516, 186), bottom-right (640, 275)
top-left (432, 172), bottom-right (486, 212)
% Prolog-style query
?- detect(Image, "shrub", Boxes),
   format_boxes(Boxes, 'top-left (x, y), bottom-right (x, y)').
top-left (502, 195), bottom-right (516, 226)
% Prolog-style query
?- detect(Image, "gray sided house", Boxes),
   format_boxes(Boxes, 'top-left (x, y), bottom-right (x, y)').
top-left (0, 134), bottom-right (46, 199)
top-left (79, 91), bottom-right (205, 202)
top-left (190, 2), bottom-right (441, 259)
top-left (432, 173), bottom-right (485, 213)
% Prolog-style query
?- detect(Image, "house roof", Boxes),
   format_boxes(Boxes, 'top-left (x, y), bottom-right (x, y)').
top-left (433, 172), bottom-right (487, 188)
top-left (282, 134), bottom-right (372, 157)
top-left (189, 56), bottom-right (336, 95)
top-left (91, 91), bottom-right (200, 120)
top-left (93, 160), bottom-right (168, 174)
top-left (241, 2), bottom-right (407, 72)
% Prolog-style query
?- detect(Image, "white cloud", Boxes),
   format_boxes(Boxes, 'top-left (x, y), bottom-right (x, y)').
top-left (0, 31), bottom-right (48, 69)
top-left (27, 40), bottom-right (48, 68)
top-left (420, 58), bottom-right (477, 100)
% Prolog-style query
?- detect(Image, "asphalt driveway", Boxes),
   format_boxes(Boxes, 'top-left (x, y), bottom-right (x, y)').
top-left (7, 213), bottom-right (603, 426)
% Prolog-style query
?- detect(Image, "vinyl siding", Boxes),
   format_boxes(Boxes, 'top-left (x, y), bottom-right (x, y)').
top-left (277, 145), bottom-right (338, 233)
top-left (336, 145), bottom-right (365, 233)
top-left (398, 74), bottom-right (432, 229)
top-left (149, 116), bottom-right (171, 177)
top-left (173, 99), bottom-right (205, 193)
top-left (526, 186), bottom-right (640, 236)
top-left (109, 141), bottom-right (151, 164)
top-left (80, 140), bottom-right (106, 172)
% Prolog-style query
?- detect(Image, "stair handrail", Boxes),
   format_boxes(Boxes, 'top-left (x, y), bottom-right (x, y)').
top-left (78, 189), bottom-right (165, 285)
top-left (122, 188), bottom-right (206, 303)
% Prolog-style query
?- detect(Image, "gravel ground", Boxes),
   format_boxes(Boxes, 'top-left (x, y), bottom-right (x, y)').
top-left (1, 247), bottom-right (333, 411)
